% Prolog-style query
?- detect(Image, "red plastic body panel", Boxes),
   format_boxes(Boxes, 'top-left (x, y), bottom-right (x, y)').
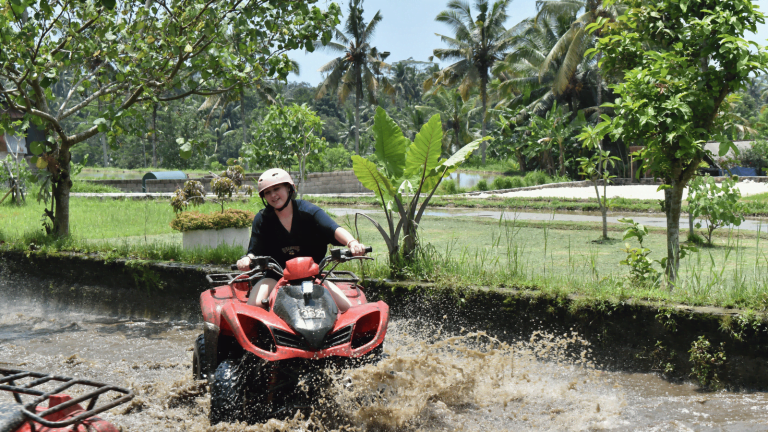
top-left (282, 257), bottom-right (319, 281)
top-left (200, 277), bottom-right (389, 361)
top-left (14, 394), bottom-right (120, 432)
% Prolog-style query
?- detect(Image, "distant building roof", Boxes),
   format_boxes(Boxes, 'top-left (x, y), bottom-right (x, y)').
top-left (703, 140), bottom-right (753, 159)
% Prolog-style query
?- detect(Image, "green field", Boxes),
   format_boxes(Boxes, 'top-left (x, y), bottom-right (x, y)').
top-left (1, 196), bottom-right (767, 310)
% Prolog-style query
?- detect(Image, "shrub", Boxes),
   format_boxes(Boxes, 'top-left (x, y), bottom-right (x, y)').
top-left (492, 176), bottom-right (512, 190)
top-left (170, 208), bottom-right (255, 232)
top-left (524, 171), bottom-right (550, 186)
top-left (509, 177), bottom-right (525, 188)
top-left (689, 336), bottom-right (726, 389)
top-left (476, 179), bottom-right (489, 191)
top-left (442, 179), bottom-right (458, 194)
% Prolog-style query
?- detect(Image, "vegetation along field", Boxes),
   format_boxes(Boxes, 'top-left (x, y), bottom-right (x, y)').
top-left (1, 197), bottom-right (767, 312)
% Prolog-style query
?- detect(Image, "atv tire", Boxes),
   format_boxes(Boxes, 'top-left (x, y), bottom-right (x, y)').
top-left (209, 359), bottom-right (246, 425)
top-left (192, 334), bottom-right (207, 380)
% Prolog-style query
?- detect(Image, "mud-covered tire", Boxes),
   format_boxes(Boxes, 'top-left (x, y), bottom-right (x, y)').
top-left (192, 334), bottom-right (207, 380)
top-left (209, 359), bottom-right (246, 425)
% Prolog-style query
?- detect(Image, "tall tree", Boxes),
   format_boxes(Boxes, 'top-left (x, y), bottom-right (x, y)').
top-left (315, 0), bottom-right (394, 155)
top-left (535, 0), bottom-right (624, 117)
top-left (0, 0), bottom-right (339, 236)
top-left (419, 87), bottom-right (477, 154)
top-left (427, 0), bottom-right (515, 164)
top-left (597, 0), bottom-right (768, 281)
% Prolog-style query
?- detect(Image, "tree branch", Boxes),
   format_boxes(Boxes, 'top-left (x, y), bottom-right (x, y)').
top-left (58, 82), bottom-right (128, 121)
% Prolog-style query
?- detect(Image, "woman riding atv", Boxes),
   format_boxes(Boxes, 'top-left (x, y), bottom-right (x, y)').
top-left (236, 168), bottom-right (367, 312)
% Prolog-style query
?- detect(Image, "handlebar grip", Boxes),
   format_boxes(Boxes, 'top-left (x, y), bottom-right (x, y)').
top-left (231, 264), bottom-right (238, 270)
top-left (364, 246), bottom-right (373, 253)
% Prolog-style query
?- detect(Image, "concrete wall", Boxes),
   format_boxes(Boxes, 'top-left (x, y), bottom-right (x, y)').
top-left (85, 171), bottom-right (366, 194)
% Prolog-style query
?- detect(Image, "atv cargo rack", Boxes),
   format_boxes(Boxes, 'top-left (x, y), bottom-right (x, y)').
top-left (0, 368), bottom-right (134, 428)
top-left (206, 270), bottom-right (362, 287)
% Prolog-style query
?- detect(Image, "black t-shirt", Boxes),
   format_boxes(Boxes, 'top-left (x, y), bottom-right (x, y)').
top-left (247, 199), bottom-right (342, 270)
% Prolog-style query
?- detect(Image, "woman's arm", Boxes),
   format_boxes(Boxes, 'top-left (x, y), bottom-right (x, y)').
top-left (334, 227), bottom-right (367, 256)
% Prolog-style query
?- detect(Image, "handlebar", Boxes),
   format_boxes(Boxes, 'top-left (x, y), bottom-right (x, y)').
top-left (230, 246), bottom-right (372, 273)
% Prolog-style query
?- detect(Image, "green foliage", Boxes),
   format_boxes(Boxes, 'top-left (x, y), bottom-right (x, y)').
top-left (317, 147), bottom-right (353, 171)
top-left (441, 179), bottom-right (458, 194)
top-left (688, 175), bottom-right (747, 244)
top-left (689, 336), bottom-right (727, 389)
top-left (476, 179), bottom-right (489, 191)
top-left (169, 209), bottom-right (255, 232)
top-left (170, 180), bottom-right (206, 214)
top-left (493, 176), bottom-right (513, 190)
top-left (0, 0), bottom-right (340, 235)
top-left (352, 107), bottom-right (487, 268)
top-left (244, 103), bottom-right (324, 171)
top-left (619, 218), bottom-right (660, 285)
top-left (594, 0), bottom-right (768, 278)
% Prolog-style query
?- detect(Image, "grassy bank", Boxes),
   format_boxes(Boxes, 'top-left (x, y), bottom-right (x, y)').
top-left (1, 196), bottom-right (768, 311)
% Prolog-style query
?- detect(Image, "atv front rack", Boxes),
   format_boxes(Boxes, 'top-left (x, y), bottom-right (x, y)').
top-left (0, 368), bottom-right (134, 428)
top-left (206, 270), bottom-right (265, 287)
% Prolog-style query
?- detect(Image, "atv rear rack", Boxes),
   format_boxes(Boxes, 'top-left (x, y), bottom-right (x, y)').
top-left (0, 368), bottom-right (134, 428)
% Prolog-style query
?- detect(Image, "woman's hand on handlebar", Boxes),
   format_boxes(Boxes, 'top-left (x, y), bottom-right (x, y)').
top-left (236, 256), bottom-right (251, 271)
top-left (348, 240), bottom-right (367, 256)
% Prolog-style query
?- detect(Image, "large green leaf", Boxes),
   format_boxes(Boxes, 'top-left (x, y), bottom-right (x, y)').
top-left (405, 114), bottom-right (443, 178)
top-left (433, 137), bottom-right (489, 177)
top-left (372, 107), bottom-right (407, 178)
top-left (352, 155), bottom-right (395, 198)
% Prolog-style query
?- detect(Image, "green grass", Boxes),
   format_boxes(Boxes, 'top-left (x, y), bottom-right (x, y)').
top-left (334, 212), bottom-right (768, 311)
top-left (2, 196), bottom-right (768, 310)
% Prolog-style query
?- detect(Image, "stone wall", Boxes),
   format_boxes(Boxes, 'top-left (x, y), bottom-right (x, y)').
top-left (85, 171), bottom-right (366, 194)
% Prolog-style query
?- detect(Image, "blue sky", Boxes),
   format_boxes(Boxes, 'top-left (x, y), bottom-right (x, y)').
top-left (289, 0), bottom-right (768, 86)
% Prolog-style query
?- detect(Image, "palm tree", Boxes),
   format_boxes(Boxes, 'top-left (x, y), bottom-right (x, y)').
top-left (315, 0), bottom-right (394, 154)
top-left (419, 87), bottom-right (477, 155)
top-left (427, 0), bottom-right (515, 164)
top-left (492, 15), bottom-right (598, 120)
top-left (534, 0), bottom-right (624, 116)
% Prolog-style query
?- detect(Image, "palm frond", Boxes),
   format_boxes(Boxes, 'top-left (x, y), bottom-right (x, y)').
top-left (316, 59), bottom-right (346, 100)
top-left (553, 26), bottom-right (587, 95)
top-left (361, 10), bottom-right (384, 44)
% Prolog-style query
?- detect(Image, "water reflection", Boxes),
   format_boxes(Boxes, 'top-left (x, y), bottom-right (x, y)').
top-left (448, 172), bottom-right (497, 189)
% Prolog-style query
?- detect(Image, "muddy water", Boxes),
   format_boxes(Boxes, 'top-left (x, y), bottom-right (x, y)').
top-left (2, 297), bottom-right (768, 431)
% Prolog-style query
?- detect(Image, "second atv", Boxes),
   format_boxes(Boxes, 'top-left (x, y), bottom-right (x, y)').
top-left (193, 247), bottom-right (388, 424)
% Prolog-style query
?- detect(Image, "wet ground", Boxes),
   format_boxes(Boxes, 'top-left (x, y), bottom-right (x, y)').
top-left (2, 292), bottom-right (768, 431)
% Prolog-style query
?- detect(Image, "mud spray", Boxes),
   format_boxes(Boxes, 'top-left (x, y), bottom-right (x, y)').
top-left (2, 298), bottom-right (768, 431)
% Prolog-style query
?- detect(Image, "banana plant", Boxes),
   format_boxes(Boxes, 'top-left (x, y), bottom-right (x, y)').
top-left (352, 107), bottom-right (488, 266)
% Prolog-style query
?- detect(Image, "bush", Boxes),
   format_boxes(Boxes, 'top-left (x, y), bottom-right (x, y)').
top-left (524, 171), bottom-right (550, 186)
top-left (476, 179), bottom-right (489, 191)
top-left (510, 177), bottom-right (525, 188)
top-left (170, 208), bottom-right (255, 232)
top-left (442, 179), bottom-right (458, 194)
top-left (492, 177), bottom-right (512, 190)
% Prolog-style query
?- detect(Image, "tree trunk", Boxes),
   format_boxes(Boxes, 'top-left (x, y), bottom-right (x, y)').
top-left (99, 97), bottom-right (108, 167)
top-left (596, 53), bottom-right (602, 119)
top-left (240, 85), bottom-right (248, 161)
top-left (558, 140), bottom-right (565, 176)
top-left (152, 103), bottom-right (158, 168)
top-left (516, 150), bottom-right (526, 174)
top-left (664, 181), bottom-right (685, 283)
top-left (52, 149), bottom-right (72, 236)
top-left (354, 63), bottom-right (362, 155)
top-left (480, 75), bottom-right (488, 165)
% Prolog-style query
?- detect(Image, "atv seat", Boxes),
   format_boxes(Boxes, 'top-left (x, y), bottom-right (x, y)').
top-left (0, 400), bottom-right (26, 432)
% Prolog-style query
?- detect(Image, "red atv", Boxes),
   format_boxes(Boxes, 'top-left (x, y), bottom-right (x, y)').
top-left (0, 368), bottom-right (134, 432)
top-left (194, 247), bottom-right (389, 424)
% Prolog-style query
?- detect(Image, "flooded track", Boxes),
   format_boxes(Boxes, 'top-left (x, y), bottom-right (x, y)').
top-left (2, 294), bottom-right (768, 431)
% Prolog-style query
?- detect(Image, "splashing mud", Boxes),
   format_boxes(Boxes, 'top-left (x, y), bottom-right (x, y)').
top-left (2, 297), bottom-right (768, 431)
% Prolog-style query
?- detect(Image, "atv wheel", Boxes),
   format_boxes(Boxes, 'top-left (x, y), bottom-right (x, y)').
top-left (209, 359), bottom-right (246, 425)
top-left (192, 334), bottom-right (207, 380)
